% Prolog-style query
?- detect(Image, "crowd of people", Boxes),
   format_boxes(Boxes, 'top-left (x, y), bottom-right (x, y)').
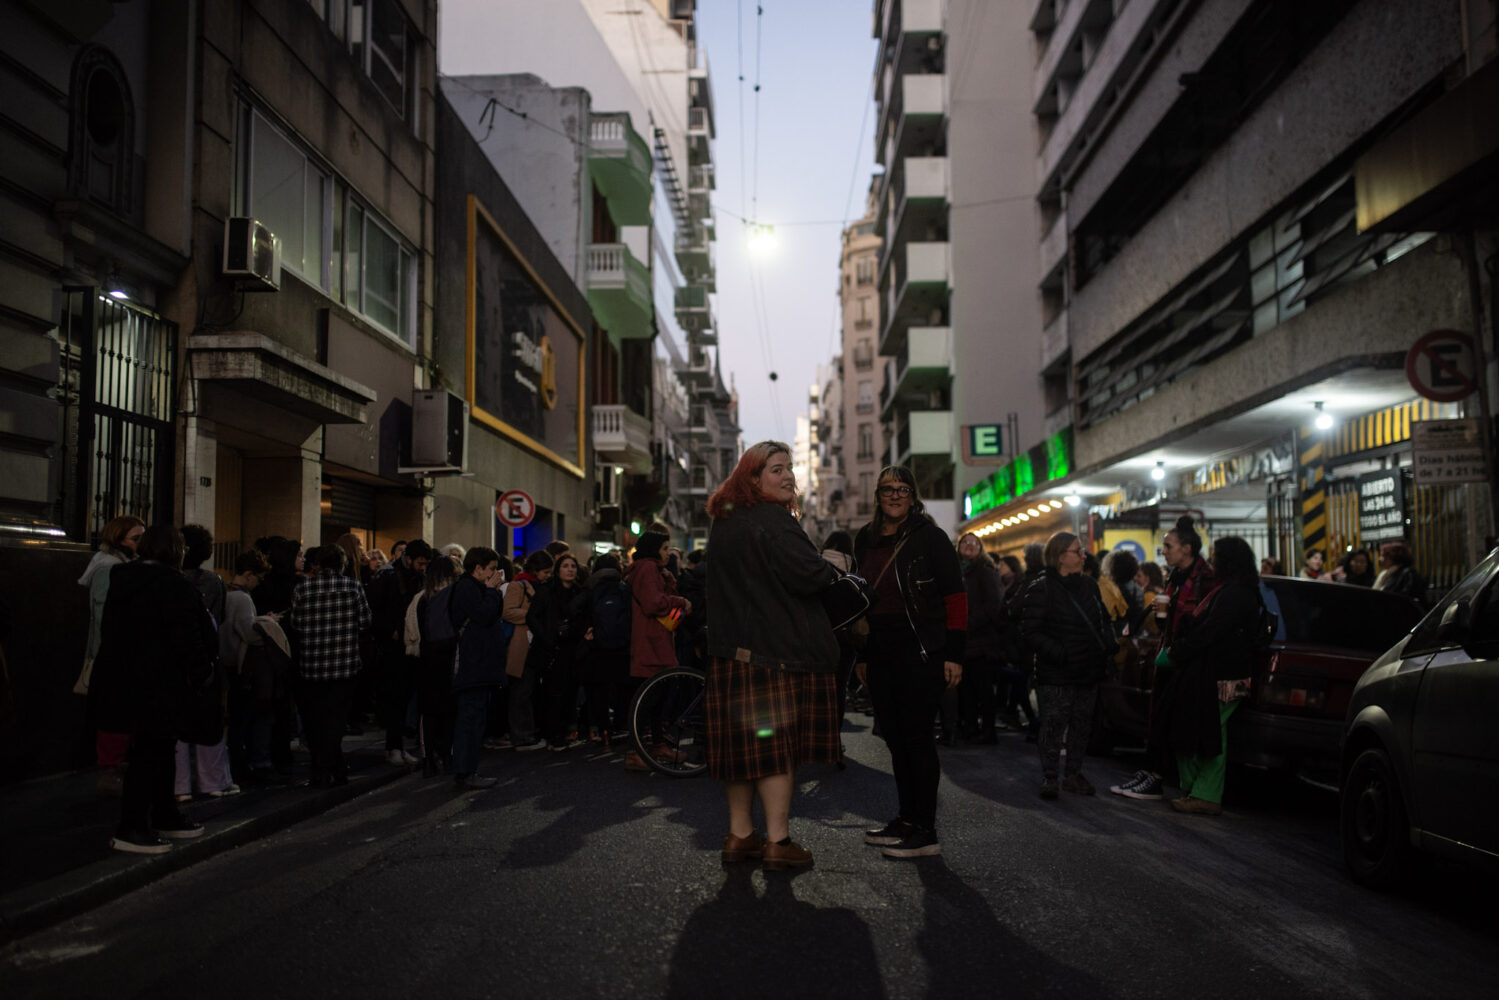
top-left (75, 450), bottom-right (1433, 865)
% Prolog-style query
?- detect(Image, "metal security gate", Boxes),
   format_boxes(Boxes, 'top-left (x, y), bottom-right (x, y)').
top-left (57, 289), bottom-right (176, 542)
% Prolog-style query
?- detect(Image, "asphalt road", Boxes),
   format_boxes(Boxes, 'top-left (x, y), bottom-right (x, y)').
top-left (3, 721), bottom-right (1495, 999)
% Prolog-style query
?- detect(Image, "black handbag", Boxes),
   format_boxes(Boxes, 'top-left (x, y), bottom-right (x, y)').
top-left (822, 572), bottom-right (877, 631)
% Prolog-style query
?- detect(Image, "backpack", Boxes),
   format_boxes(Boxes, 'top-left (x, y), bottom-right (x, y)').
top-left (425, 586), bottom-right (461, 644)
top-left (592, 580), bottom-right (631, 650)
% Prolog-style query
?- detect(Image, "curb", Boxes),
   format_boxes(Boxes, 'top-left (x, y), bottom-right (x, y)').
top-left (0, 765), bottom-right (413, 946)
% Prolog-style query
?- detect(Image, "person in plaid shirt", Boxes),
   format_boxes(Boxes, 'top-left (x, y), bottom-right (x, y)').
top-left (290, 546), bottom-right (372, 786)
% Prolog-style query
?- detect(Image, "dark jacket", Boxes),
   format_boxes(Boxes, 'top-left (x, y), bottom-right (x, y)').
top-left (1015, 568), bottom-right (1113, 686)
top-left (448, 574), bottom-right (507, 690)
top-left (706, 501), bottom-right (840, 673)
top-left (89, 560), bottom-right (219, 738)
top-left (1158, 578), bottom-right (1260, 757)
top-left (962, 557), bottom-right (1006, 662)
top-left (853, 516), bottom-right (968, 665)
top-left (368, 557), bottom-right (424, 642)
top-left (253, 569), bottom-right (300, 617)
top-left (526, 578), bottom-right (585, 671)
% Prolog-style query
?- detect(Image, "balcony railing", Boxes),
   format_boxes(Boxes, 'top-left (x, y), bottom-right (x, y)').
top-left (592, 404), bottom-right (653, 473)
top-left (588, 112), bottom-right (652, 226)
top-left (586, 243), bottom-right (652, 339)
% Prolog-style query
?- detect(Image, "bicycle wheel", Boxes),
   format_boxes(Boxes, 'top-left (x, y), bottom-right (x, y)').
top-left (628, 667), bottom-right (708, 777)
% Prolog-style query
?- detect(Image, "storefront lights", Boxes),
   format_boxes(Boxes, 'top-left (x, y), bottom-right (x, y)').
top-left (1151, 462), bottom-right (1166, 482)
top-left (1315, 401), bottom-right (1334, 430)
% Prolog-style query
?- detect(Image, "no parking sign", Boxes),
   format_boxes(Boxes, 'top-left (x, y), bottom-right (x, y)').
top-left (496, 490), bottom-right (535, 528)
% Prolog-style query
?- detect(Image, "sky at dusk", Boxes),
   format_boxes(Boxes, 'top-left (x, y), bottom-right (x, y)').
top-left (694, 0), bottom-right (880, 446)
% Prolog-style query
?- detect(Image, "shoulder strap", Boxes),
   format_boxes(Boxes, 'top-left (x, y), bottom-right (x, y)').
top-left (869, 533), bottom-right (912, 592)
top-left (1059, 583), bottom-right (1111, 652)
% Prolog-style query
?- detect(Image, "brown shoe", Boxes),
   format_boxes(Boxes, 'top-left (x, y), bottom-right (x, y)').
top-left (652, 743), bottom-right (685, 764)
top-left (762, 839), bottom-right (814, 870)
top-left (1171, 795), bottom-right (1222, 816)
top-left (1063, 772), bottom-right (1096, 796)
top-left (623, 751), bottom-right (651, 772)
top-left (721, 830), bottom-right (765, 862)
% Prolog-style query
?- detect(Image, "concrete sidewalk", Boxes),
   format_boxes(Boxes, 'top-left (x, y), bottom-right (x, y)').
top-left (0, 732), bottom-right (415, 945)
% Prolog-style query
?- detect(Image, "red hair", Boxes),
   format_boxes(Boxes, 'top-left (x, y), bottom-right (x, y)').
top-left (706, 440), bottom-right (797, 520)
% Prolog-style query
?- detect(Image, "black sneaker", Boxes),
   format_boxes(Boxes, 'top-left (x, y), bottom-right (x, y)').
top-left (880, 827), bottom-right (941, 859)
top-left (152, 819), bottom-right (204, 840)
top-left (110, 829), bottom-right (171, 854)
top-left (1115, 771), bottom-right (1165, 800)
top-left (1040, 776), bottom-right (1060, 800)
top-left (864, 818), bottom-right (915, 846)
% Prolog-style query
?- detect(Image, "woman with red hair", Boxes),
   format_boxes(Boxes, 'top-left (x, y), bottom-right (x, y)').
top-left (704, 441), bottom-right (841, 870)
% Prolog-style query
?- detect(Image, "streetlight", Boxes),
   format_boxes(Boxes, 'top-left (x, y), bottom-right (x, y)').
top-left (1315, 401), bottom-right (1334, 431)
top-left (747, 223), bottom-right (777, 256)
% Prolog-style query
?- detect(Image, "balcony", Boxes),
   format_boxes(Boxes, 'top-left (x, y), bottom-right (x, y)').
top-left (877, 72), bottom-right (947, 169)
top-left (675, 223), bottom-right (714, 282)
top-left (675, 284), bottom-right (711, 333)
top-left (588, 112), bottom-right (652, 226)
top-left (688, 106), bottom-right (712, 163)
top-left (688, 164), bottom-right (714, 220)
top-left (688, 405), bottom-right (721, 447)
top-left (687, 466), bottom-right (713, 496)
top-left (879, 241), bottom-right (950, 356)
top-left (880, 325), bottom-right (951, 419)
top-left (892, 409), bottom-right (953, 473)
top-left (592, 404), bottom-right (653, 474)
top-left (881, 155), bottom-right (949, 272)
top-left (586, 244), bottom-right (652, 340)
top-left (677, 351), bottom-right (715, 389)
top-left (1040, 311), bottom-right (1069, 373)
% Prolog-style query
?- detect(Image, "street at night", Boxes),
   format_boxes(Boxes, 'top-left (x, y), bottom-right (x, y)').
top-left (4, 726), bottom-right (1495, 999)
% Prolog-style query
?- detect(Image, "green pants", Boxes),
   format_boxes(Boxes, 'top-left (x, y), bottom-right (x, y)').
top-left (1176, 700), bottom-right (1240, 804)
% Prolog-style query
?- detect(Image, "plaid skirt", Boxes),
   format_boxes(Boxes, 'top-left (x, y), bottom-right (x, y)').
top-left (704, 656), bottom-right (841, 781)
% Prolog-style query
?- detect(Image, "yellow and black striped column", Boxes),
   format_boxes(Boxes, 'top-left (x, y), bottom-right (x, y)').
top-left (1299, 426), bottom-right (1326, 559)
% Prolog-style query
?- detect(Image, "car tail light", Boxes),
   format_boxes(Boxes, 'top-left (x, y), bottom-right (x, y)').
top-left (1254, 674), bottom-right (1328, 712)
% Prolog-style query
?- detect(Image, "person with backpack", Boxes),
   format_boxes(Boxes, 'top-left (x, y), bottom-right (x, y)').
top-left (579, 554), bottom-right (631, 746)
top-left (413, 557), bottom-right (459, 777)
top-left (447, 547), bottom-right (507, 789)
top-left (1149, 536), bottom-right (1260, 816)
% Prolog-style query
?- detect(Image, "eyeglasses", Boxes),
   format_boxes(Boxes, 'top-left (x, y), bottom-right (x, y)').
top-left (878, 485), bottom-right (914, 498)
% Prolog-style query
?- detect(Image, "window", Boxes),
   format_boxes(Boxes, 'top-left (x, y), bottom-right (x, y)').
top-left (858, 423), bottom-right (874, 460)
top-left (345, 200), bottom-right (417, 346)
top-left (240, 107), bottom-right (417, 347)
top-left (69, 48), bottom-right (135, 216)
top-left (247, 113), bottom-right (329, 287)
top-left (855, 257), bottom-right (875, 286)
top-left (351, 0), bottom-right (417, 122)
top-left (857, 380), bottom-right (874, 414)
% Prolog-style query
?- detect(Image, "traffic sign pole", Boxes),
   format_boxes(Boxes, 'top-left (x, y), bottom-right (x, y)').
top-left (1460, 233), bottom-right (1499, 555)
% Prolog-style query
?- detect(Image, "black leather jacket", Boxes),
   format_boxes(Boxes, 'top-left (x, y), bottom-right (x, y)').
top-left (853, 517), bottom-right (968, 665)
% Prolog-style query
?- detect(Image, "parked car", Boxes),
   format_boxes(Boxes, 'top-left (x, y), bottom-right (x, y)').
top-left (1340, 548), bottom-right (1499, 888)
top-left (1095, 575), bottom-right (1424, 775)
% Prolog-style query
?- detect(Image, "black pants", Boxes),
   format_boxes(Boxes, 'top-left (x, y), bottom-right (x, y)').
top-left (376, 641), bottom-right (415, 750)
top-left (119, 734), bottom-right (180, 835)
top-left (417, 647), bottom-right (455, 764)
top-left (866, 628), bottom-right (944, 831)
top-left (959, 656), bottom-right (999, 734)
top-left (298, 679), bottom-right (356, 780)
top-left (539, 654), bottom-right (578, 745)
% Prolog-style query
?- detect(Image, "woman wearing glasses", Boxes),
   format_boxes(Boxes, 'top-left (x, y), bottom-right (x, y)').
top-left (853, 466), bottom-right (966, 859)
top-left (1015, 531), bottom-right (1115, 799)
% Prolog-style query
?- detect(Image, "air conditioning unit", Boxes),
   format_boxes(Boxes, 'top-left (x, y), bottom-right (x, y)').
top-left (405, 390), bottom-right (469, 474)
top-left (222, 217), bottom-right (281, 290)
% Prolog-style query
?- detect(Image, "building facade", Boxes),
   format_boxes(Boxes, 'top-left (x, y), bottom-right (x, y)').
top-left (959, 0), bottom-right (1497, 599)
top-left (842, 189), bottom-right (886, 530)
top-left (440, 0), bottom-right (738, 551)
top-left (0, 0), bottom-right (438, 779)
top-left (870, 0), bottom-right (1047, 535)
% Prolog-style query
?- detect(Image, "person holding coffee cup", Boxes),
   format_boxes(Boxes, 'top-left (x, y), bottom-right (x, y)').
top-left (1110, 515), bottom-right (1214, 801)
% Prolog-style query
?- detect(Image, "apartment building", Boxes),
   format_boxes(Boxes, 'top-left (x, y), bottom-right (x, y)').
top-left (843, 191), bottom-right (886, 528)
top-left (0, 0), bottom-right (437, 778)
top-left (440, 0), bottom-right (737, 551)
top-left (871, 0), bottom-right (1047, 535)
top-left (961, 0), bottom-right (1497, 593)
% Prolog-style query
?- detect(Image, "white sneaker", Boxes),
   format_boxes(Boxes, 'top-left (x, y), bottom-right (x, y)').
top-left (207, 784), bottom-right (241, 797)
top-left (386, 749), bottom-right (408, 766)
top-left (400, 750), bottom-right (419, 765)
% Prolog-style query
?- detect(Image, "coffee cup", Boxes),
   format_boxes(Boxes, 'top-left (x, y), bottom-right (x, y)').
top-left (1153, 593), bottom-right (1170, 620)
